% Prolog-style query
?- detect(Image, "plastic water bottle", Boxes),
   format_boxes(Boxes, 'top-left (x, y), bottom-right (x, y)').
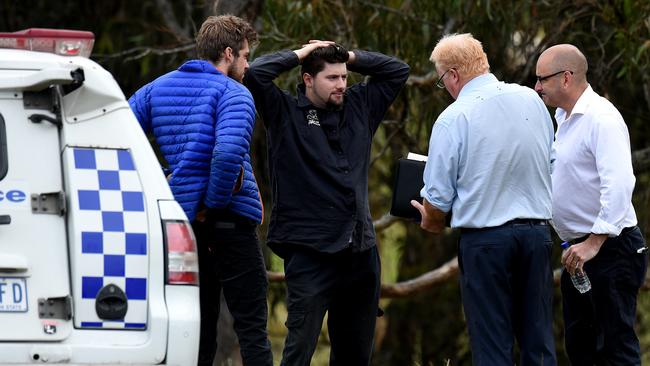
top-left (561, 241), bottom-right (592, 293)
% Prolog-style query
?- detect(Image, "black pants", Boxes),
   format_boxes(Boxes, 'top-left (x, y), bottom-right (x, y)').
top-left (459, 220), bottom-right (557, 365)
top-left (278, 245), bottom-right (381, 366)
top-left (193, 216), bottom-right (272, 366)
top-left (561, 226), bottom-right (648, 366)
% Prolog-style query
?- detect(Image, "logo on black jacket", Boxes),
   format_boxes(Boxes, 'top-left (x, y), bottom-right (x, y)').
top-left (306, 110), bottom-right (320, 127)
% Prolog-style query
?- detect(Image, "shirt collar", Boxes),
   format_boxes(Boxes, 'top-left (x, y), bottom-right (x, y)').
top-left (556, 84), bottom-right (595, 124)
top-left (296, 84), bottom-right (315, 108)
top-left (457, 73), bottom-right (498, 98)
top-left (178, 60), bottom-right (221, 75)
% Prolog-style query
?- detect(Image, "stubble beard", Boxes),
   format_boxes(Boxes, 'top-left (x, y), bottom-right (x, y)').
top-left (228, 64), bottom-right (244, 83)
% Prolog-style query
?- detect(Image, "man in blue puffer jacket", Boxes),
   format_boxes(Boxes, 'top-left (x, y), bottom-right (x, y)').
top-left (129, 15), bottom-right (272, 366)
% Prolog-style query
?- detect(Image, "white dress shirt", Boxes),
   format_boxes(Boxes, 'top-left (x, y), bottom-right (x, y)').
top-left (420, 73), bottom-right (554, 228)
top-left (551, 85), bottom-right (637, 241)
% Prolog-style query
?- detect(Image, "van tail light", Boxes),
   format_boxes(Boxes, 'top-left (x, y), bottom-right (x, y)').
top-left (164, 220), bottom-right (199, 285)
top-left (0, 28), bottom-right (94, 57)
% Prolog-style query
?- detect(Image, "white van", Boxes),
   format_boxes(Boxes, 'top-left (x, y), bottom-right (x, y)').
top-left (0, 29), bottom-right (200, 365)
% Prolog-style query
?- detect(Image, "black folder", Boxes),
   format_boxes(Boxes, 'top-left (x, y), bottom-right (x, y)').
top-left (390, 157), bottom-right (426, 220)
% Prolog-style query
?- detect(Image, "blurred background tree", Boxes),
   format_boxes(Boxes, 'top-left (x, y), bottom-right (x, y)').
top-left (2, 0), bottom-right (649, 364)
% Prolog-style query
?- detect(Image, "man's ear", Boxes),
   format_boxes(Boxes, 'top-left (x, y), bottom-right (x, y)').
top-left (223, 47), bottom-right (234, 63)
top-left (562, 72), bottom-right (572, 89)
top-left (303, 73), bottom-right (313, 88)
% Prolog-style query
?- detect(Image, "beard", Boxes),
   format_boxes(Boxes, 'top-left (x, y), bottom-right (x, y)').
top-left (325, 94), bottom-right (344, 111)
top-left (228, 64), bottom-right (244, 83)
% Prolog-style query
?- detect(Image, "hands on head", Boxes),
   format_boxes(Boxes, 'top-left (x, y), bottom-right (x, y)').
top-left (304, 40), bottom-right (335, 48)
top-left (294, 40), bottom-right (335, 60)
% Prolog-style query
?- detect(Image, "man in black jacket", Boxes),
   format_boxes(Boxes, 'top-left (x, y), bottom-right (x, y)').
top-left (245, 41), bottom-right (409, 365)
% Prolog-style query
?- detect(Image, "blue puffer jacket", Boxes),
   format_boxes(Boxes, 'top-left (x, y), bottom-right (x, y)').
top-left (129, 60), bottom-right (262, 223)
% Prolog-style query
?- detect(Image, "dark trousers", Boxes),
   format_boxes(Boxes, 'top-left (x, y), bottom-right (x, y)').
top-left (459, 220), bottom-right (557, 366)
top-left (561, 226), bottom-right (648, 366)
top-left (278, 245), bottom-right (381, 366)
top-left (193, 217), bottom-right (273, 366)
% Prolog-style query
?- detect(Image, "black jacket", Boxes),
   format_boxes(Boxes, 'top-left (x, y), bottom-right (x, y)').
top-left (245, 49), bottom-right (409, 254)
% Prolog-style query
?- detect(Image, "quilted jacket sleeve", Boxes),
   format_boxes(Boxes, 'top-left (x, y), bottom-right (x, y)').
top-left (204, 84), bottom-right (256, 209)
top-left (128, 83), bottom-right (153, 133)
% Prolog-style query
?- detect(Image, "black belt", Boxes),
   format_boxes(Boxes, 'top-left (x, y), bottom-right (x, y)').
top-left (460, 218), bottom-right (548, 233)
top-left (203, 209), bottom-right (257, 230)
top-left (506, 218), bottom-right (549, 226)
top-left (569, 226), bottom-right (637, 245)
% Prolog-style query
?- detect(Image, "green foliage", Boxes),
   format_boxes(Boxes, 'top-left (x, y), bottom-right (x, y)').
top-left (3, 0), bottom-right (649, 363)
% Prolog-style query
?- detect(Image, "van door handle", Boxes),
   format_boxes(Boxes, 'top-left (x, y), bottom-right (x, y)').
top-left (0, 253), bottom-right (28, 273)
top-left (0, 215), bottom-right (10, 225)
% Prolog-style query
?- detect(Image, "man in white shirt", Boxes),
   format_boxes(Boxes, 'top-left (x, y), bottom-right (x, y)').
top-left (536, 44), bottom-right (648, 365)
top-left (412, 33), bottom-right (557, 366)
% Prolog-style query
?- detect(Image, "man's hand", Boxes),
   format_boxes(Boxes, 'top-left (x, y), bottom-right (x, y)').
top-left (294, 40), bottom-right (335, 61)
top-left (347, 50), bottom-right (356, 64)
top-left (561, 233), bottom-right (607, 275)
top-left (410, 199), bottom-right (447, 234)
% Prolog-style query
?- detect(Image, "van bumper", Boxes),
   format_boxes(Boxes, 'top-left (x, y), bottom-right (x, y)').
top-left (164, 285), bottom-right (200, 366)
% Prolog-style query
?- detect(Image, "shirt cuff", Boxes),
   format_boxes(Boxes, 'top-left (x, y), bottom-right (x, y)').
top-left (346, 50), bottom-right (369, 71)
top-left (590, 217), bottom-right (622, 237)
top-left (420, 188), bottom-right (452, 213)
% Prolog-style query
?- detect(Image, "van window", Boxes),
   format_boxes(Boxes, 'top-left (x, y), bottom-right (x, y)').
top-left (0, 115), bottom-right (6, 180)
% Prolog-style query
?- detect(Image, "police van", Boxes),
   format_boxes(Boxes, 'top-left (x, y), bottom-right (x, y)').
top-left (0, 29), bottom-right (200, 364)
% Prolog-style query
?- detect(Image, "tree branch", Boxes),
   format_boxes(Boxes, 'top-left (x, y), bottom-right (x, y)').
top-left (370, 127), bottom-right (402, 166)
top-left (379, 259), bottom-right (650, 298)
top-left (214, 0), bottom-right (265, 22)
top-left (267, 271), bottom-right (285, 282)
top-left (155, 0), bottom-right (191, 42)
top-left (270, 255), bottom-right (650, 296)
top-left (374, 213), bottom-right (401, 232)
top-left (355, 0), bottom-right (439, 27)
top-left (94, 43), bottom-right (195, 62)
top-left (406, 71), bottom-right (436, 87)
top-left (380, 256), bottom-right (459, 298)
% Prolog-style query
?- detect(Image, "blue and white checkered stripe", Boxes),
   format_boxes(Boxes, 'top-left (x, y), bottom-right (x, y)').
top-left (65, 148), bottom-right (149, 329)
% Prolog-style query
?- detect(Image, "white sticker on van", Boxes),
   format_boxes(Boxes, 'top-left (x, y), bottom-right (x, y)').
top-left (66, 148), bottom-right (149, 330)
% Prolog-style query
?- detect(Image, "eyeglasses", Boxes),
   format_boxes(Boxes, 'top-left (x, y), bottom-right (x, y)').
top-left (436, 68), bottom-right (455, 88)
top-left (536, 70), bottom-right (573, 83)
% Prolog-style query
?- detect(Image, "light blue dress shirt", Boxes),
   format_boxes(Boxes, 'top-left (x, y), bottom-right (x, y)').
top-left (420, 73), bottom-right (554, 228)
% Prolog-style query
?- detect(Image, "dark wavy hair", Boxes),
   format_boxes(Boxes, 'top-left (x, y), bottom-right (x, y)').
top-left (196, 15), bottom-right (258, 63)
top-left (301, 43), bottom-right (349, 76)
